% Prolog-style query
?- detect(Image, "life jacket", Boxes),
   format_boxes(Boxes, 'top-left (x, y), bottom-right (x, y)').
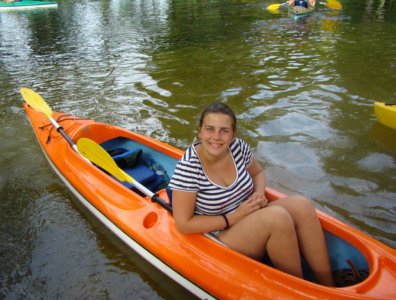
top-left (295, 0), bottom-right (308, 8)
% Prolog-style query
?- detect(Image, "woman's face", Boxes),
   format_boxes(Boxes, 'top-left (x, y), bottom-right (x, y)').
top-left (198, 112), bottom-right (235, 157)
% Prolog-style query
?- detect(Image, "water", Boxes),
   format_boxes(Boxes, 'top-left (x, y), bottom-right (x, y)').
top-left (1, 0), bottom-right (395, 298)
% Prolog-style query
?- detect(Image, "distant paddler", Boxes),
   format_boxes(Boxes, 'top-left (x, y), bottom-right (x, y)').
top-left (288, 0), bottom-right (316, 8)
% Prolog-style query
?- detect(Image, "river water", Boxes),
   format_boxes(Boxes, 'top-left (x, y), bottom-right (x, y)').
top-left (1, 0), bottom-right (395, 298)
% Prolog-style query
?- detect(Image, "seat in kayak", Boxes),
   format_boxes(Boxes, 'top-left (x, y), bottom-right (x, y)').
top-left (107, 146), bottom-right (165, 192)
top-left (111, 147), bottom-right (142, 169)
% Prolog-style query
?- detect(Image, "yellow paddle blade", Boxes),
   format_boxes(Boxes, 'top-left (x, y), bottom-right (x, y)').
top-left (326, 0), bottom-right (342, 10)
top-left (267, 3), bottom-right (282, 11)
top-left (77, 138), bottom-right (133, 183)
top-left (20, 87), bottom-right (53, 119)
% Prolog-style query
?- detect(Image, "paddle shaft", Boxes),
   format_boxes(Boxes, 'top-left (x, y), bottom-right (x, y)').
top-left (279, 2), bottom-right (288, 8)
top-left (48, 117), bottom-right (79, 153)
top-left (152, 194), bottom-right (173, 213)
top-left (48, 117), bottom-right (91, 163)
top-left (131, 177), bottom-right (173, 212)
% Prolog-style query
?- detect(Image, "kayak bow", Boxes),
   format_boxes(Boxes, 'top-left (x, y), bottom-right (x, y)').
top-left (374, 102), bottom-right (396, 131)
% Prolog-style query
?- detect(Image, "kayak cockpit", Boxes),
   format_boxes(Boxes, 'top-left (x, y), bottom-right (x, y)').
top-left (100, 137), bottom-right (172, 194)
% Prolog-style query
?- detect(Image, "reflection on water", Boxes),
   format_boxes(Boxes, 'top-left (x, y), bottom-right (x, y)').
top-left (1, 0), bottom-right (395, 298)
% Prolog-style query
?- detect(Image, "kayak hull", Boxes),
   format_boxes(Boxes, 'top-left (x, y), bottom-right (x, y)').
top-left (0, 1), bottom-right (57, 11)
top-left (23, 103), bottom-right (396, 299)
top-left (374, 102), bottom-right (396, 130)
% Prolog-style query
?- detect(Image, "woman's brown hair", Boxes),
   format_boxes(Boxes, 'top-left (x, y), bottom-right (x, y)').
top-left (198, 103), bottom-right (237, 132)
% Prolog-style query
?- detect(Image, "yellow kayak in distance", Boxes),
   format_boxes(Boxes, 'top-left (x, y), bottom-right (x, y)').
top-left (374, 102), bottom-right (396, 130)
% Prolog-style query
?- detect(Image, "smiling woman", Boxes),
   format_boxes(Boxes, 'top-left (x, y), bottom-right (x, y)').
top-left (169, 103), bottom-right (335, 286)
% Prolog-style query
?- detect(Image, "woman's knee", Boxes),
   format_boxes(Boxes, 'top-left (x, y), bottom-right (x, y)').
top-left (291, 195), bottom-right (313, 206)
top-left (288, 195), bottom-right (316, 216)
top-left (286, 196), bottom-right (322, 230)
top-left (260, 206), bottom-right (294, 232)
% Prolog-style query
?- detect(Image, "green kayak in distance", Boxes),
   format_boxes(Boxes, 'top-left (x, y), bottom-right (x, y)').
top-left (0, 0), bottom-right (57, 10)
top-left (288, 5), bottom-right (315, 19)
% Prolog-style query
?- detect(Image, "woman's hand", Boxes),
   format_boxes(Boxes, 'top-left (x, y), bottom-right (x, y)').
top-left (229, 192), bottom-right (268, 225)
top-left (247, 191), bottom-right (268, 208)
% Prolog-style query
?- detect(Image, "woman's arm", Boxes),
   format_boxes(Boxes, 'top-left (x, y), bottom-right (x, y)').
top-left (248, 158), bottom-right (267, 196)
top-left (172, 190), bottom-right (228, 234)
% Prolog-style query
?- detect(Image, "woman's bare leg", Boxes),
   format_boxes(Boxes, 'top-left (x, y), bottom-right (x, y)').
top-left (219, 206), bottom-right (303, 278)
top-left (269, 196), bottom-right (334, 286)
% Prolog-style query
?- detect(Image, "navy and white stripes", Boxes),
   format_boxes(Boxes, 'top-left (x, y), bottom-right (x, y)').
top-left (169, 138), bottom-right (254, 216)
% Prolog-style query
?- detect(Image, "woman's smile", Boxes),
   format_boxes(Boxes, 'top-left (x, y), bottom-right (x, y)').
top-left (199, 113), bottom-right (235, 158)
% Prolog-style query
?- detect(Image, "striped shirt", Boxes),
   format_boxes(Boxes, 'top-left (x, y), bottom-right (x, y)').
top-left (169, 138), bottom-right (254, 217)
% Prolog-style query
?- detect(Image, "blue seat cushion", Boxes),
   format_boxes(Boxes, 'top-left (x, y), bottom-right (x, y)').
top-left (105, 145), bottom-right (165, 193)
top-left (145, 174), bottom-right (164, 191)
top-left (111, 148), bottom-right (142, 169)
top-left (123, 164), bottom-right (157, 186)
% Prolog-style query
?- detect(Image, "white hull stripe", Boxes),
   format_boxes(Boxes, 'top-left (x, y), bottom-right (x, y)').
top-left (0, 4), bottom-right (57, 10)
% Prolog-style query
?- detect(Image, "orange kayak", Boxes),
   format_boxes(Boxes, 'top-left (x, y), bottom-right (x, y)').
top-left (23, 103), bottom-right (396, 299)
